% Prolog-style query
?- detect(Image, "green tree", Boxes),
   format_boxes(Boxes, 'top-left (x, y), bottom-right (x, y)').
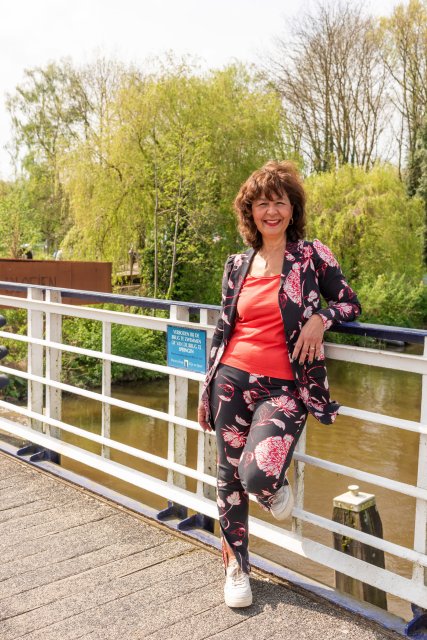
top-left (306, 163), bottom-right (425, 326)
top-left (6, 58), bottom-right (128, 254)
top-left (60, 60), bottom-right (294, 303)
top-left (6, 61), bottom-right (80, 251)
top-left (0, 180), bottom-right (40, 257)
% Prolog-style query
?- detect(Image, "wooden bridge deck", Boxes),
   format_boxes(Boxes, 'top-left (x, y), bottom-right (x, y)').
top-left (0, 451), bottom-right (400, 640)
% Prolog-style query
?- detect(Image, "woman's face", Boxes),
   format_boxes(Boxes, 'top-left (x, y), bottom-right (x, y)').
top-left (251, 191), bottom-right (293, 242)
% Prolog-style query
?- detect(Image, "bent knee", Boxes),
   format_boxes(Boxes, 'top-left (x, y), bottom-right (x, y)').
top-left (239, 463), bottom-right (268, 495)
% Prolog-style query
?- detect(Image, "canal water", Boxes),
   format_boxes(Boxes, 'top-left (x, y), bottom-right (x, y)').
top-left (60, 347), bottom-right (423, 620)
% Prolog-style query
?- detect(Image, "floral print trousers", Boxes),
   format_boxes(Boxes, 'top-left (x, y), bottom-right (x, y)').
top-left (210, 363), bottom-right (308, 575)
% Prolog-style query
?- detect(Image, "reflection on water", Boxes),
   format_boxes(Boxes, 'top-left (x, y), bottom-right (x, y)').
top-left (61, 352), bottom-right (422, 620)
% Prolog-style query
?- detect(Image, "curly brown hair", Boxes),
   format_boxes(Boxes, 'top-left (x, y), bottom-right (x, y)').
top-left (233, 160), bottom-right (306, 249)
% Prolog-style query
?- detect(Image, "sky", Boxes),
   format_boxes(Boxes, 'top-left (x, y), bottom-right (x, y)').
top-left (0, 0), bottom-right (401, 180)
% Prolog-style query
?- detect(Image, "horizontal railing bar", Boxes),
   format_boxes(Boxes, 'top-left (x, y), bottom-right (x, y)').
top-left (1, 329), bottom-right (427, 383)
top-left (5, 337), bottom-right (421, 435)
top-left (4, 365), bottom-right (427, 449)
top-left (294, 452), bottom-right (427, 501)
top-left (293, 508), bottom-right (427, 568)
top-left (12, 336), bottom-right (427, 433)
top-left (0, 400), bottom-right (261, 507)
top-left (0, 281), bottom-right (220, 315)
top-left (0, 416), bottom-right (425, 609)
top-left (0, 294), bottom-right (216, 335)
top-left (1, 283), bottom-right (427, 343)
top-left (325, 343), bottom-right (427, 374)
top-left (247, 519), bottom-right (427, 608)
top-left (337, 405), bottom-right (427, 434)
top-left (331, 321), bottom-right (427, 344)
top-left (0, 400), bottom-right (216, 486)
top-left (0, 400), bottom-right (423, 565)
top-left (2, 365), bottom-right (426, 502)
top-left (0, 401), bottom-right (264, 507)
top-left (0, 415), bottom-right (217, 516)
top-left (4, 327), bottom-right (426, 379)
top-left (0, 332), bottom-right (204, 382)
top-left (10, 331), bottom-right (418, 392)
top-left (0, 366), bottom-right (207, 433)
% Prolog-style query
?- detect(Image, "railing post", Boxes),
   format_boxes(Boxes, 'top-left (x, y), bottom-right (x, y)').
top-left (45, 289), bottom-right (62, 443)
top-left (102, 321), bottom-right (111, 459)
top-left (292, 423), bottom-right (307, 535)
top-left (198, 308), bottom-right (219, 501)
top-left (27, 288), bottom-right (44, 433)
top-left (167, 305), bottom-right (188, 490)
top-left (412, 336), bottom-right (427, 589)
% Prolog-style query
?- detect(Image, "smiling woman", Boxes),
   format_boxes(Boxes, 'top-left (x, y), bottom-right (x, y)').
top-left (236, 161), bottom-right (307, 251)
top-left (197, 159), bottom-right (362, 609)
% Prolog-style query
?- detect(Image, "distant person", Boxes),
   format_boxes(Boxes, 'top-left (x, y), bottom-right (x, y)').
top-left (55, 249), bottom-right (63, 261)
top-left (198, 160), bottom-right (362, 608)
top-left (128, 247), bottom-right (137, 271)
top-left (25, 250), bottom-right (33, 259)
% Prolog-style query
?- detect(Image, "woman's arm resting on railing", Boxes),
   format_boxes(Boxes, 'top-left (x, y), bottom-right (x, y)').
top-left (311, 238), bottom-right (362, 331)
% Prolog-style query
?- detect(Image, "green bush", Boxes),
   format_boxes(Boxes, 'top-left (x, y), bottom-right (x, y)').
top-left (355, 274), bottom-right (427, 327)
top-left (0, 305), bottom-right (167, 400)
top-left (306, 163), bottom-right (426, 327)
top-left (62, 305), bottom-right (167, 389)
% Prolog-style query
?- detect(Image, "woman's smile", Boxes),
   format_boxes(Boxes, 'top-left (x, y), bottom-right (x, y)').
top-left (263, 219), bottom-right (281, 227)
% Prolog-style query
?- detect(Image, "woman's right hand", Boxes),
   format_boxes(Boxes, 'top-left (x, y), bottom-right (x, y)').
top-left (198, 401), bottom-right (212, 432)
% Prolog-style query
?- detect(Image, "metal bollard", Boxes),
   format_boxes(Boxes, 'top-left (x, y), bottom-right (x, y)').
top-left (333, 484), bottom-right (387, 610)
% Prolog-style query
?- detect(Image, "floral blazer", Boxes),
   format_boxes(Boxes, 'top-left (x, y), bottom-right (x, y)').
top-left (201, 238), bottom-right (362, 427)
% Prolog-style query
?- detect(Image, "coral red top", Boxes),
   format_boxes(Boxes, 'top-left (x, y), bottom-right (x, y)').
top-left (220, 273), bottom-right (294, 380)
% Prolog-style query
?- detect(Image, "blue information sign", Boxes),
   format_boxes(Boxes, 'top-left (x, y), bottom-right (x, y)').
top-left (167, 326), bottom-right (207, 374)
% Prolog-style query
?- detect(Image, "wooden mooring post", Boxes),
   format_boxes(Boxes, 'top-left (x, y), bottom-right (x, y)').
top-left (333, 484), bottom-right (387, 610)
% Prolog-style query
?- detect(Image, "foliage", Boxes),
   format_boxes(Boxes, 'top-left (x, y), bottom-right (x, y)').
top-left (59, 61), bottom-right (292, 304)
top-left (356, 273), bottom-right (427, 326)
top-left (380, 0), bottom-right (427, 173)
top-left (62, 306), bottom-right (167, 388)
top-left (0, 305), bottom-right (167, 401)
top-left (306, 164), bottom-right (426, 327)
top-left (1, 51), bottom-right (426, 340)
top-left (0, 180), bottom-right (41, 257)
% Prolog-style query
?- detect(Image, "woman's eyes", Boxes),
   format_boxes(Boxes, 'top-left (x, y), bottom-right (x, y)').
top-left (257, 201), bottom-right (287, 206)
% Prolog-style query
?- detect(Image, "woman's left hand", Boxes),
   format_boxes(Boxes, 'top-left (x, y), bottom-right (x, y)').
top-left (291, 314), bottom-right (325, 365)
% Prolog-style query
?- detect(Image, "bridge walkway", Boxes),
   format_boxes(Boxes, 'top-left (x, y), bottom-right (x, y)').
top-left (0, 451), bottom-right (400, 640)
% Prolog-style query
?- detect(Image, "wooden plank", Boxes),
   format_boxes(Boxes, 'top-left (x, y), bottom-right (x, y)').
top-left (0, 539), bottom-right (195, 623)
top-left (0, 551), bottom-right (219, 639)
top-left (0, 511), bottom-right (176, 591)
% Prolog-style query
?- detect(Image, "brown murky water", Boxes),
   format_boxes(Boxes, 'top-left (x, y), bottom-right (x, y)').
top-left (61, 346), bottom-right (423, 620)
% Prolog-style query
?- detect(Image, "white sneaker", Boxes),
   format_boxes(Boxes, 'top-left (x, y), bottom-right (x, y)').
top-left (269, 483), bottom-right (294, 521)
top-left (224, 559), bottom-right (253, 608)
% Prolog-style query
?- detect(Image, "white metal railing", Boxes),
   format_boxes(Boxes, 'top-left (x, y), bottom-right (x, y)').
top-left (0, 283), bottom-right (426, 609)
